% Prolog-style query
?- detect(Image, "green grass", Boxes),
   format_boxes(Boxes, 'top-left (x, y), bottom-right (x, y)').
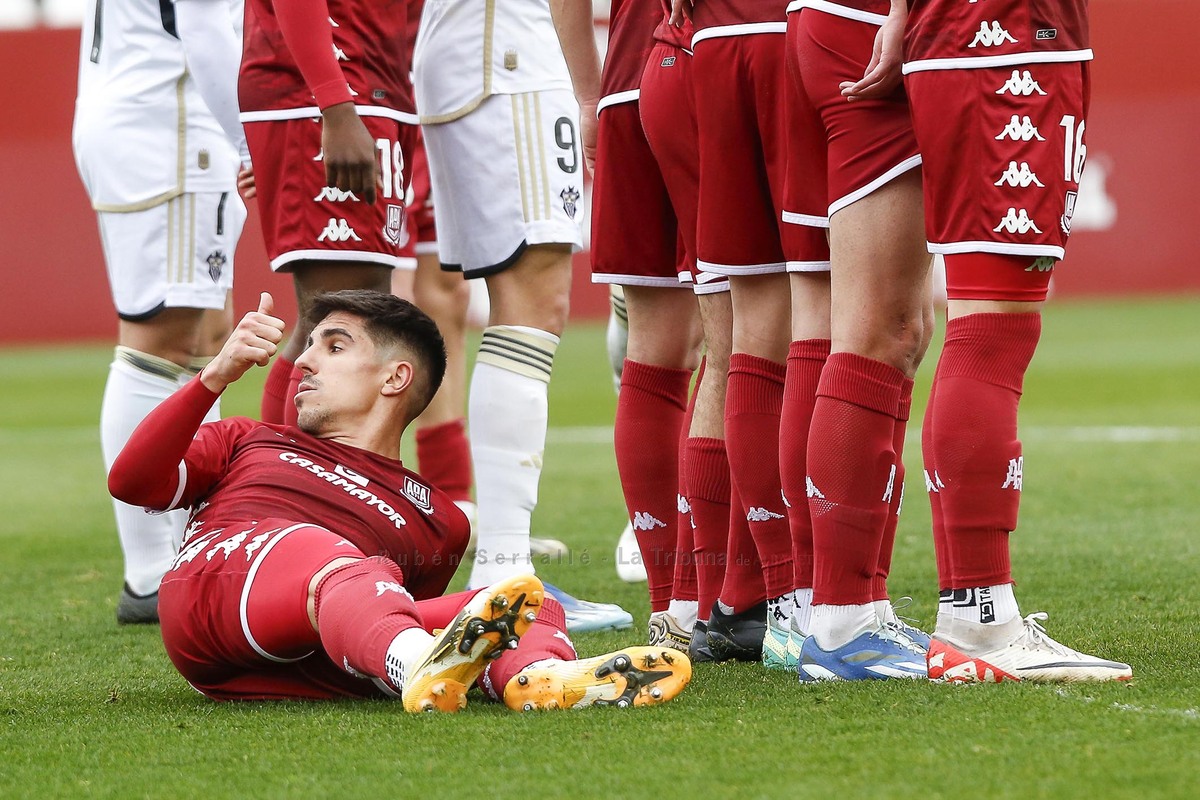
top-left (1, 296), bottom-right (1198, 798)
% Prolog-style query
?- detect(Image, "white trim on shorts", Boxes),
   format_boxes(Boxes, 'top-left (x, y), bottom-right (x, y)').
top-left (786, 0), bottom-right (886, 25)
top-left (902, 49), bottom-right (1094, 75)
top-left (270, 249), bottom-right (408, 272)
top-left (787, 259), bottom-right (833, 273)
top-left (782, 210), bottom-right (831, 228)
top-left (928, 240), bottom-right (1065, 260)
top-left (240, 523), bottom-right (320, 664)
top-left (239, 106), bottom-right (420, 125)
top-left (828, 155), bottom-right (923, 217)
top-left (592, 273), bottom-right (688, 289)
top-left (697, 258), bottom-right (787, 277)
top-left (597, 90), bottom-right (640, 114)
top-left (415, 241), bottom-right (439, 255)
top-left (692, 23), bottom-right (788, 48)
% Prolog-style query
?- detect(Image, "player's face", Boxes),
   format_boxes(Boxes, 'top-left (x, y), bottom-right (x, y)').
top-left (293, 313), bottom-right (395, 435)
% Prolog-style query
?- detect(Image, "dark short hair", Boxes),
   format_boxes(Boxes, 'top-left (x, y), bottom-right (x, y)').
top-left (307, 290), bottom-right (447, 413)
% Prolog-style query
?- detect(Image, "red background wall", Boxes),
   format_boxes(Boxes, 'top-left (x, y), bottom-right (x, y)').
top-left (1, 0), bottom-right (1196, 345)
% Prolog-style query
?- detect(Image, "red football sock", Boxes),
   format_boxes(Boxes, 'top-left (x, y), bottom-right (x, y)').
top-left (416, 418), bottom-right (473, 503)
top-left (480, 596), bottom-right (575, 701)
top-left (780, 339), bottom-right (830, 592)
top-left (614, 359), bottom-right (692, 612)
top-left (808, 352), bottom-right (905, 606)
top-left (313, 557), bottom-right (423, 692)
top-left (673, 361), bottom-right (703, 603)
top-left (725, 354), bottom-right (792, 601)
top-left (685, 436), bottom-right (731, 622)
top-left (261, 356), bottom-right (296, 424)
top-left (923, 367), bottom-right (951, 590)
top-left (872, 378), bottom-right (914, 601)
top-left (929, 313), bottom-right (1041, 587)
top-left (719, 482), bottom-right (767, 613)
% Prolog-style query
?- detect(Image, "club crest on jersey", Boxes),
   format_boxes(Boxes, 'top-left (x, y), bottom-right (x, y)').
top-left (403, 476), bottom-right (434, 514)
top-left (383, 203), bottom-right (408, 247)
top-left (205, 250), bottom-right (227, 282)
top-left (1061, 190), bottom-right (1078, 235)
top-left (560, 186), bottom-right (580, 219)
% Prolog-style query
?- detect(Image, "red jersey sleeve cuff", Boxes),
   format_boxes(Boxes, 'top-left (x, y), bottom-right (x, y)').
top-left (312, 80), bottom-right (355, 111)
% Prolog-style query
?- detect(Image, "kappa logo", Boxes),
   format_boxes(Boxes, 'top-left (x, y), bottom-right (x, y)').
top-left (661, 55), bottom-right (677, 67)
top-left (996, 115), bottom-right (1045, 142)
top-left (559, 186), bottom-right (581, 219)
top-left (677, 494), bottom-right (691, 514)
top-left (995, 161), bottom-right (1045, 188)
top-left (633, 511), bottom-right (667, 531)
top-left (746, 507), bottom-right (785, 522)
top-left (805, 477), bottom-right (825, 500)
top-left (375, 580), bottom-right (411, 598)
top-left (333, 43), bottom-right (348, 61)
top-left (205, 250), bottom-right (227, 282)
top-left (993, 208), bottom-right (1042, 235)
top-left (996, 70), bottom-right (1046, 97)
top-left (318, 218), bottom-right (362, 242)
top-left (1061, 189), bottom-right (1079, 234)
top-left (882, 464), bottom-right (897, 504)
top-left (924, 469), bottom-right (945, 494)
top-left (403, 475), bottom-right (435, 515)
top-left (969, 21), bottom-right (1018, 48)
top-left (383, 203), bottom-right (407, 247)
top-left (314, 186), bottom-right (360, 202)
top-left (1002, 456), bottom-right (1024, 490)
top-left (1026, 256), bottom-right (1056, 272)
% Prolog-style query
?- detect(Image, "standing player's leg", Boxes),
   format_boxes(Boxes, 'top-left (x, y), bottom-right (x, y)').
top-left (690, 33), bottom-right (796, 663)
top-left (422, 90), bottom-right (632, 632)
top-left (97, 191), bottom-right (246, 623)
top-left (908, 61), bottom-right (1131, 683)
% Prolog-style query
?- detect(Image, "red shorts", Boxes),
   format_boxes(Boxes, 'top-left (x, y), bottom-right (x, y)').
top-left (397, 126), bottom-right (437, 269)
top-left (590, 99), bottom-right (682, 288)
top-left (159, 520), bottom-right (483, 701)
top-left (692, 34), bottom-right (789, 276)
top-left (640, 43), bottom-right (726, 294)
top-left (245, 115), bottom-right (418, 272)
top-left (786, 8), bottom-right (920, 219)
top-left (905, 61), bottom-right (1091, 261)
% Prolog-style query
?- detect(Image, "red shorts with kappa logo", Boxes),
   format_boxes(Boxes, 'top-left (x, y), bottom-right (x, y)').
top-left (159, 519), bottom-right (480, 701)
top-left (905, 61), bottom-right (1091, 261)
top-left (692, 34), bottom-right (790, 276)
top-left (397, 126), bottom-right (436, 269)
top-left (590, 99), bottom-right (682, 288)
top-left (785, 8), bottom-right (920, 222)
top-left (245, 115), bottom-right (418, 272)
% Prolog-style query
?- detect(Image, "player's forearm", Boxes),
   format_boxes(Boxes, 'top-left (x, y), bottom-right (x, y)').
top-left (549, 0), bottom-right (602, 108)
top-left (107, 377), bottom-right (220, 509)
top-left (274, 0), bottom-right (354, 110)
top-left (175, 0), bottom-right (250, 162)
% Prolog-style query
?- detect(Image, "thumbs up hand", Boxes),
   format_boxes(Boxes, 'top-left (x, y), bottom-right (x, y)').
top-left (201, 292), bottom-right (287, 394)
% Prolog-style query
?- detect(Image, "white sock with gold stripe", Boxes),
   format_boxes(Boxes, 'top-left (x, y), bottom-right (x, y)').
top-left (468, 326), bottom-right (559, 589)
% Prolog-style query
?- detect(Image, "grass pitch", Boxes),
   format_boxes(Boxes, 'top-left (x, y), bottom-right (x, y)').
top-left (1, 296), bottom-right (1198, 798)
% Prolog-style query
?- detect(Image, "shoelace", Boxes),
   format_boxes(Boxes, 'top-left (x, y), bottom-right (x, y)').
top-left (1013, 612), bottom-right (1077, 656)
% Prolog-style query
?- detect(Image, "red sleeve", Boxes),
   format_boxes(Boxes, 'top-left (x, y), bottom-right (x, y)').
top-left (107, 376), bottom-right (224, 509)
top-left (274, 0), bottom-right (355, 109)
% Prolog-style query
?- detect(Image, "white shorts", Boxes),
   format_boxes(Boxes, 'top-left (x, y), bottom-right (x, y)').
top-left (422, 90), bottom-right (585, 277)
top-left (97, 191), bottom-right (246, 320)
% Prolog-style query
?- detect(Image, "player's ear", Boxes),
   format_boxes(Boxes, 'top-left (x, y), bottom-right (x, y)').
top-left (381, 360), bottom-right (415, 397)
